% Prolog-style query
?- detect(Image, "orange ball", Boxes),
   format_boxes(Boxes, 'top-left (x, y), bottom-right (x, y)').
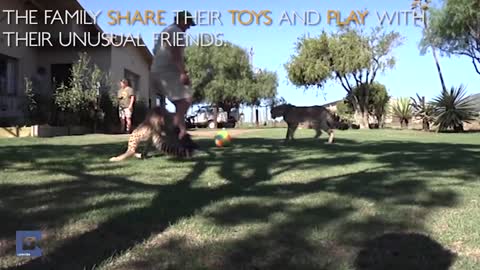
top-left (214, 130), bottom-right (231, 147)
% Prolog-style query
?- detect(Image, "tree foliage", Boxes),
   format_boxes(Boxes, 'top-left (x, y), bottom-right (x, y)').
top-left (285, 26), bottom-right (401, 128)
top-left (419, 0), bottom-right (480, 75)
top-left (54, 52), bottom-right (111, 127)
top-left (369, 84), bottom-right (390, 128)
top-left (248, 69), bottom-right (278, 106)
top-left (268, 96), bottom-right (287, 107)
top-left (185, 42), bottom-right (278, 112)
top-left (343, 82), bottom-right (390, 127)
top-left (286, 27), bottom-right (400, 89)
top-left (336, 100), bottom-right (354, 121)
top-left (55, 53), bottom-right (97, 113)
top-left (23, 78), bottom-right (37, 125)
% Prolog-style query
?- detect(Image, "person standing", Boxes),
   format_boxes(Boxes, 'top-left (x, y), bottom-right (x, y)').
top-left (117, 79), bottom-right (136, 133)
top-left (150, 10), bottom-right (196, 139)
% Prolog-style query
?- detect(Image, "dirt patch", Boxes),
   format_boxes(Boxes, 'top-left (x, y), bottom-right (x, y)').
top-left (189, 129), bottom-right (263, 138)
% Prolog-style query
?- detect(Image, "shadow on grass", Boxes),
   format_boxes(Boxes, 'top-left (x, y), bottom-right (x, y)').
top-left (354, 232), bottom-right (456, 270)
top-left (0, 134), bottom-right (478, 269)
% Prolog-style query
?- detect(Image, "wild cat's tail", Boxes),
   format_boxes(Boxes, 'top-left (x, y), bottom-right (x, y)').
top-left (152, 131), bottom-right (199, 159)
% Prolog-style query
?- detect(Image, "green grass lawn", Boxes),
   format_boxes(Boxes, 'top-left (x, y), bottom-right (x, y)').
top-left (1, 129), bottom-right (479, 270)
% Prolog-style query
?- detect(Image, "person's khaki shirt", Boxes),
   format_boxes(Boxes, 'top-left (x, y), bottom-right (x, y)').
top-left (118, 87), bottom-right (135, 108)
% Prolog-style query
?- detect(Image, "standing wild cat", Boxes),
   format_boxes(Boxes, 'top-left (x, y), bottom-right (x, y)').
top-left (271, 104), bottom-right (339, 143)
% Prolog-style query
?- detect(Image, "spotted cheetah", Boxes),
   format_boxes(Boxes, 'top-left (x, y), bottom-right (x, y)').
top-left (109, 107), bottom-right (198, 162)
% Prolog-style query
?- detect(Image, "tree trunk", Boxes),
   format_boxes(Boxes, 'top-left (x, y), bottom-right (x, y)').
top-left (431, 48), bottom-right (447, 92)
top-left (422, 118), bottom-right (430, 131)
top-left (362, 111), bottom-right (370, 129)
top-left (223, 105), bottom-right (232, 119)
top-left (353, 110), bottom-right (369, 129)
top-left (426, 22), bottom-right (447, 91)
top-left (255, 108), bottom-right (259, 128)
top-left (213, 104), bottom-right (218, 129)
top-left (454, 123), bottom-right (464, 132)
top-left (272, 105), bottom-right (276, 127)
top-left (251, 106), bottom-right (254, 123)
top-left (265, 106), bottom-right (268, 126)
top-left (377, 114), bottom-right (385, 129)
top-left (352, 98), bottom-right (370, 129)
top-left (421, 11), bottom-right (447, 92)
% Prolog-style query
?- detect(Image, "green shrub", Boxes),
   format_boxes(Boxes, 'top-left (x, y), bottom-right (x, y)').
top-left (53, 52), bottom-right (113, 130)
top-left (431, 85), bottom-right (477, 132)
top-left (391, 97), bottom-right (413, 128)
top-left (411, 93), bottom-right (435, 131)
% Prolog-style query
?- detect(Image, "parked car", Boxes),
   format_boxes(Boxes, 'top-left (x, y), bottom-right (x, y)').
top-left (186, 106), bottom-right (239, 129)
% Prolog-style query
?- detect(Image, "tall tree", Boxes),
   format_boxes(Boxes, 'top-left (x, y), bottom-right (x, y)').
top-left (285, 27), bottom-right (401, 129)
top-left (244, 69), bottom-right (278, 108)
top-left (412, 0), bottom-right (448, 91)
top-left (186, 42), bottom-right (277, 127)
top-left (419, 0), bottom-right (480, 76)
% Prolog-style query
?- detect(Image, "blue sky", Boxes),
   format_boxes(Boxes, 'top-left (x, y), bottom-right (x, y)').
top-left (79, 0), bottom-right (479, 114)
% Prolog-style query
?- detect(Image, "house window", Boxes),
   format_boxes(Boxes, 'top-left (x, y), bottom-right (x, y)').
top-left (124, 69), bottom-right (140, 94)
top-left (51, 64), bottom-right (72, 90)
top-left (0, 54), bottom-right (19, 96)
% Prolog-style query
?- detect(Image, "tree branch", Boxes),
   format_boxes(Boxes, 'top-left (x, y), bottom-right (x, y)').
top-left (458, 50), bottom-right (480, 72)
top-left (473, 58), bottom-right (480, 75)
top-left (342, 75), bottom-right (354, 92)
top-left (335, 72), bottom-right (352, 93)
top-left (369, 57), bottom-right (380, 84)
top-left (352, 72), bottom-right (362, 87)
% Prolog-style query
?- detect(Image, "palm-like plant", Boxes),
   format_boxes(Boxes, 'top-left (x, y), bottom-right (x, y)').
top-left (392, 97), bottom-right (413, 128)
top-left (431, 85), bottom-right (477, 132)
top-left (411, 94), bottom-right (435, 131)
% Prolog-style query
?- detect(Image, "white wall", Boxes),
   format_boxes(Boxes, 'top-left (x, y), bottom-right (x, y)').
top-left (35, 46), bottom-right (112, 95)
top-left (110, 44), bottom-right (151, 106)
top-left (0, 0), bottom-right (41, 95)
top-left (0, 0), bottom-right (42, 120)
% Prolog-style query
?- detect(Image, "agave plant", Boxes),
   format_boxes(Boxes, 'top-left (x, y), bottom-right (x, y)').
top-left (391, 97), bottom-right (413, 128)
top-left (431, 85), bottom-right (477, 132)
top-left (411, 94), bottom-right (435, 131)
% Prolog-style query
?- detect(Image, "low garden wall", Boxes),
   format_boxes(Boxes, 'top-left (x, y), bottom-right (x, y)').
top-left (0, 125), bottom-right (92, 138)
top-left (31, 125), bottom-right (92, 137)
top-left (0, 126), bottom-right (32, 138)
